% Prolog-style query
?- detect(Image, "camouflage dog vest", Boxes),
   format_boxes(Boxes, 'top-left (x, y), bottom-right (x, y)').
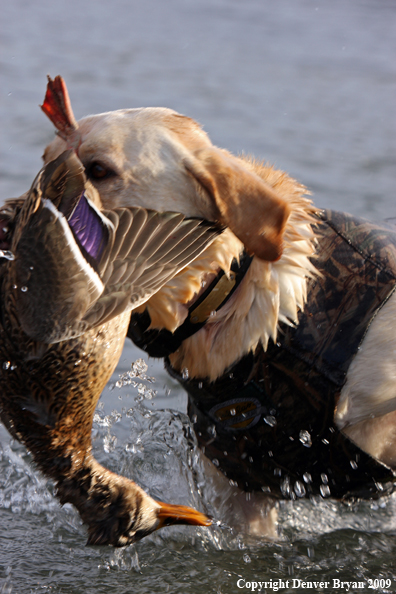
top-left (132, 211), bottom-right (396, 500)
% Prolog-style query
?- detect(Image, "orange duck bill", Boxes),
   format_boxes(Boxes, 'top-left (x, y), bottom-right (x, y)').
top-left (156, 501), bottom-right (212, 529)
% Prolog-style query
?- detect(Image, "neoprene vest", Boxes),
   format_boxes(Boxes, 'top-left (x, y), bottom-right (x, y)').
top-left (129, 210), bottom-right (396, 501)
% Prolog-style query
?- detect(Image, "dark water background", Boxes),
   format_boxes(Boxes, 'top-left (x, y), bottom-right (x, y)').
top-left (1, 1), bottom-right (396, 592)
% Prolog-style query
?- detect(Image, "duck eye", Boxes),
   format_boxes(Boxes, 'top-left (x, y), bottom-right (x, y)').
top-left (87, 162), bottom-right (111, 179)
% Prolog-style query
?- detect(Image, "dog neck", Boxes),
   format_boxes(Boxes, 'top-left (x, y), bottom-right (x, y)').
top-left (138, 160), bottom-right (317, 381)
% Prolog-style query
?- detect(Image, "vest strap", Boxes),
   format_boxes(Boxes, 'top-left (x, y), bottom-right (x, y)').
top-left (128, 251), bottom-right (253, 358)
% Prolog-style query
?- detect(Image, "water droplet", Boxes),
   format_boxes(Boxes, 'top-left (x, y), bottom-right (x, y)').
top-left (115, 380), bottom-right (122, 388)
top-left (321, 473), bottom-right (328, 484)
top-left (12, 284), bottom-right (17, 290)
top-left (192, 414), bottom-right (198, 423)
top-left (3, 361), bottom-right (11, 370)
top-left (212, 458), bottom-right (219, 467)
top-left (125, 359), bottom-right (147, 381)
top-left (182, 367), bottom-right (189, 379)
top-left (280, 476), bottom-right (292, 497)
top-left (230, 408), bottom-right (236, 416)
top-left (21, 286), bottom-right (28, 293)
top-left (322, 438), bottom-right (329, 445)
top-left (303, 472), bottom-right (312, 484)
top-left (299, 430), bottom-right (312, 447)
top-left (198, 382), bottom-right (203, 389)
top-left (103, 434), bottom-right (117, 453)
top-left (264, 415), bottom-right (277, 427)
top-left (320, 484), bottom-right (331, 498)
top-left (144, 388), bottom-right (156, 400)
top-left (0, 250), bottom-right (14, 261)
top-left (274, 468), bottom-right (282, 477)
top-left (223, 451), bottom-right (228, 456)
top-left (207, 425), bottom-right (216, 437)
top-left (350, 460), bottom-right (358, 469)
top-left (294, 481), bottom-right (306, 498)
top-left (243, 553), bottom-right (251, 564)
top-left (229, 372), bottom-right (234, 379)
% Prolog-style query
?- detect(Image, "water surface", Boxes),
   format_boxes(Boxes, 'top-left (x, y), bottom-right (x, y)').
top-left (1, 0), bottom-right (396, 592)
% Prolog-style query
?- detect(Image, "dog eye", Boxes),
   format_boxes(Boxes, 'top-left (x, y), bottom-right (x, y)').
top-left (86, 162), bottom-right (113, 180)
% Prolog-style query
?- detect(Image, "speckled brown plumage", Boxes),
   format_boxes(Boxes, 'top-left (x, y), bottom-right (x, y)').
top-left (0, 152), bottom-right (212, 546)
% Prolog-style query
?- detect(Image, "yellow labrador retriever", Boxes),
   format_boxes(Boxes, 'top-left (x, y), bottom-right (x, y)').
top-left (43, 77), bottom-right (396, 535)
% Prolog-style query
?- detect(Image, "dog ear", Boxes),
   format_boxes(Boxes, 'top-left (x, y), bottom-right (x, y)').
top-left (184, 147), bottom-right (290, 261)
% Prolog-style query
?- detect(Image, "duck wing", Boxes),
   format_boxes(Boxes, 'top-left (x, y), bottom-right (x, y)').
top-left (8, 150), bottom-right (221, 343)
top-left (83, 206), bottom-right (219, 329)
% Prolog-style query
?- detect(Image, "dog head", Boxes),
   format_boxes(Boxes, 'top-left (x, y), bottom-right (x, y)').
top-left (44, 107), bottom-right (290, 261)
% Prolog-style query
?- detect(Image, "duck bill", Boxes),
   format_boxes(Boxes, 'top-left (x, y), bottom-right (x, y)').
top-left (156, 501), bottom-right (212, 529)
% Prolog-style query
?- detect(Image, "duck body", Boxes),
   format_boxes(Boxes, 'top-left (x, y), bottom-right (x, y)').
top-left (0, 149), bottom-right (214, 545)
top-left (0, 288), bottom-right (128, 481)
top-left (0, 297), bottom-right (134, 544)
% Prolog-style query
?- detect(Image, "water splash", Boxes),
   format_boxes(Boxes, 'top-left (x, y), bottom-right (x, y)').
top-left (0, 439), bottom-right (65, 518)
top-left (109, 359), bottom-right (157, 401)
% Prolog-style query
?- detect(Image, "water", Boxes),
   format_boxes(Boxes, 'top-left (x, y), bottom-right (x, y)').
top-left (1, 0), bottom-right (396, 591)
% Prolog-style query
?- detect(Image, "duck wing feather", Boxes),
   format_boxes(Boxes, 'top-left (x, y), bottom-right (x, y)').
top-left (6, 151), bottom-right (221, 343)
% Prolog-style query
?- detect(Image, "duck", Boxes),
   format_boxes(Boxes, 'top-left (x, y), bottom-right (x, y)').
top-left (0, 146), bottom-right (216, 546)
